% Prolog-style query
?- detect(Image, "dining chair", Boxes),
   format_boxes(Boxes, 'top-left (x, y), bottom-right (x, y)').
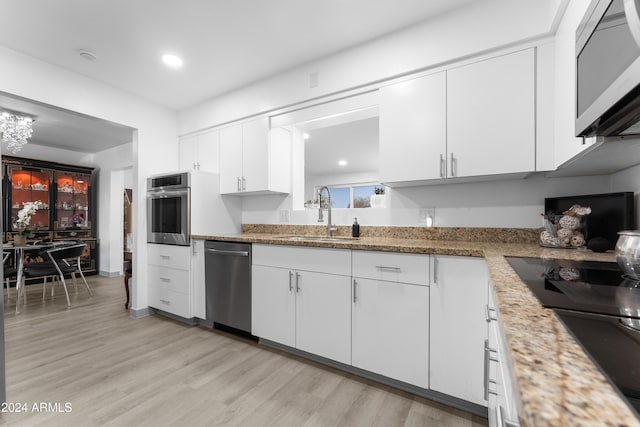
top-left (23, 243), bottom-right (92, 307)
top-left (3, 251), bottom-right (17, 303)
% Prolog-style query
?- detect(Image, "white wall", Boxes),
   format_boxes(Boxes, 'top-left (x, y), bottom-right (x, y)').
top-left (0, 46), bottom-right (178, 313)
top-left (242, 172), bottom-right (623, 228)
top-left (8, 143), bottom-right (95, 167)
top-left (611, 164), bottom-right (640, 228)
top-left (178, 0), bottom-right (560, 135)
top-left (93, 143), bottom-right (134, 276)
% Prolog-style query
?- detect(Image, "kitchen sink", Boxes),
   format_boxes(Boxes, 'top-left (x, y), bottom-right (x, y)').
top-left (280, 235), bottom-right (359, 243)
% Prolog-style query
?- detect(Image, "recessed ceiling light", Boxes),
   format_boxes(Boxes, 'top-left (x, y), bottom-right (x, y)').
top-left (162, 54), bottom-right (183, 68)
top-left (303, 133), bottom-right (310, 140)
top-left (338, 160), bottom-right (348, 166)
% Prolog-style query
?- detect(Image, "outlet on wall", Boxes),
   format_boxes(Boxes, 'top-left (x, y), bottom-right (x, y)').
top-left (279, 209), bottom-right (291, 223)
top-left (419, 207), bottom-right (435, 227)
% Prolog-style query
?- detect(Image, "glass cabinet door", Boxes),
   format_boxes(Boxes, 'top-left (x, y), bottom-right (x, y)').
top-left (55, 172), bottom-right (90, 229)
top-left (8, 166), bottom-right (51, 231)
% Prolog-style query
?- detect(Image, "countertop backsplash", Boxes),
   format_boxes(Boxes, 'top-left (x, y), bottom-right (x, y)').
top-left (240, 224), bottom-right (540, 244)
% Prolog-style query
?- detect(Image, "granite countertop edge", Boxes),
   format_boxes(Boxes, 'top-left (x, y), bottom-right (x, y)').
top-left (193, 233), bottom-right (639, 427)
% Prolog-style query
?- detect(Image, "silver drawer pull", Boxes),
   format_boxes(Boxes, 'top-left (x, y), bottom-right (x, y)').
top-left (160, 255), bottom-right (171, 259)
top-left (375, 265), bottom-right (401, 271)
top-left (485, 304), bottom-right (498, 322)
top-left (159, 299), bottom-right (171, 305)
top-left (160, 277), bottom-right (171, 282)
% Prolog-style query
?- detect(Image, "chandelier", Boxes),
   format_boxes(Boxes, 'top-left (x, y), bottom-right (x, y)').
top-left (0, 111), bottom-right (34, 153)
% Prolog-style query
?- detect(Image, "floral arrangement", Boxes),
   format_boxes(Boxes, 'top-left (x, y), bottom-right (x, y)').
top-left (15, 200), bottom-right (44, 235)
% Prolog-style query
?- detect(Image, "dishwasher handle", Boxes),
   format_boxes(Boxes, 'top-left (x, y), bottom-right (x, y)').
top-left (206, 248), bottom-right (250, 257)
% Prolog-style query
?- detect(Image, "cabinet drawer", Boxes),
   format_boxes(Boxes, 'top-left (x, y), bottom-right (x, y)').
top-left (149, 284), bottom-right (191, 318)
top-left (352, 250), bottom-right (429, 286)
top-left (148, 265), bottom-right (190, 293)
top-left (253, 244), bottom-right (351, 276)
top-left (148, 244), bottom-right (190, 269)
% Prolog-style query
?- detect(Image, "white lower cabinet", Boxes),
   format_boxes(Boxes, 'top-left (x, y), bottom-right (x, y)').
top-left (487, 284), bottom-right (520, 427)
top-left (351, 250), bottom-right (430, 388)
top-left (251, 245), bottom-right (351, 364)
top-left (147, 241), bottom-right (205, 320)
top-left (429, 255), bottom-right (489, 406)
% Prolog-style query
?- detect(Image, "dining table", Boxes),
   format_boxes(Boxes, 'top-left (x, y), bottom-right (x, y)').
top-left (3, 241), bottom-right (76, 313)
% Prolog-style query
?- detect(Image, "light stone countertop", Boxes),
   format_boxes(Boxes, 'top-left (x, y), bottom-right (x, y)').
top-left (194, 231), bottom-right (640, 426)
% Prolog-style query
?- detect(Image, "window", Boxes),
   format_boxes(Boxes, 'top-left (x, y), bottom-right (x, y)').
top-left (316, 184), bottom-right (385, 209)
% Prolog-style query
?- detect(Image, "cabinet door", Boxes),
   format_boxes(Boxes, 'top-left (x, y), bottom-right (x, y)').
top-left (242, 117), bottom-right (270, 193)
top-left (191, 240), bottom-right (206, 320)
top-left (219, 124), bottom-right (244, 194)
top-left (251, 265), bottom-right (295, 347)
top-left (447, 49), bottom-right (535, 177)
top-left (178, 135), bottom-right (199, 171)
top-left (197, 130), bottom-right (220, 173)
top-left (295, 271), bottom-right (351, 365)
top-left (430, 255), bottom-right (488, 406)
top-left (352, 278), bottom-right (429, 388)
top-left (379, 72), bottom-right (447, 183)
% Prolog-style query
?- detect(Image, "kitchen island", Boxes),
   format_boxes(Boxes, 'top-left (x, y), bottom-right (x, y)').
top-left (195, 226), bottom-right (639, 427)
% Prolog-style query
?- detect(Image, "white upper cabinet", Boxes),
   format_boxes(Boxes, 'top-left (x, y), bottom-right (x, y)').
top-left (218, 117), bottom-right (290, 195)
top-left (379, 72), bottom-right (447, 183)
top-left (179, 129), bottom-right (220, 173)
top-left (379, 48), bottom-right (537, 186)
top-left (447, 49), bottom-right (535, 178)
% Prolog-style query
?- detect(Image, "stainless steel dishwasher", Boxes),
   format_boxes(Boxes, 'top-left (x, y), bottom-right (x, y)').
top-left (204, 241), bottom-right (252, 335)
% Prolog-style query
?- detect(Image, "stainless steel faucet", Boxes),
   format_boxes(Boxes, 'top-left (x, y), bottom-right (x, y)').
top-left (317, 186), bottom-right (337, 237)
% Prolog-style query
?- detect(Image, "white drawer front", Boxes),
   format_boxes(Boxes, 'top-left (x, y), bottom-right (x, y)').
top-left (149, 284), bottom-right (191, 318)
top-left (148, 244), bottom-right (190, 269)
top-left (148, 265), bottom-right (190, 293)
top-left (253, 244), bottom-right (351, 276)
top-left (352, 250), bottom-right (429, 286)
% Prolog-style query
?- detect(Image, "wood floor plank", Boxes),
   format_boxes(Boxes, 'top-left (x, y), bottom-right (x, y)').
top-left (2, 275), bottom-right (488, 426)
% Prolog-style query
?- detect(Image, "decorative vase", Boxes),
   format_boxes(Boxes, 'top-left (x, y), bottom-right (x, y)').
top-left (14, 234), bottom-right (27, 246)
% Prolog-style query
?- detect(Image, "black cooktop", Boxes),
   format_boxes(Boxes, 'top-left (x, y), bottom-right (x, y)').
top-left (506, 256), bottom-right (640, 319)
top-left (507, 256), bottom-right (640, 416)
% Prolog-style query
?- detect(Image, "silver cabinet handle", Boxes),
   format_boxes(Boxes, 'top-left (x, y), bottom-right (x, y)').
top-left (237, 177), bottom-right (241, 192)
top-left (450, 152), bottom-right (457, 177)
top-left (353, 279), bottom-right (358, 304)
top-left (440, 154), bottom-right (445, 178)
top-left (486, 304), bottom-right (498, 322)
top-left (242, 176), bottom-right (246, 191)
top-left (159, 277), bottom-right (171, 282)
top-left (160, 254), bottom-right (171, 259)
top-left (159, 299), bottom-right (171, 305)
top-left (289, 271), bottom-right (294, 292)
top-left (484, 339), bottom-right (490, 401)
top-left (433, 257), bottom-right (439, 287)
top-left (375, 265), bottom-right (401, 271)
top-left (295, 272), bottom-right (301, 292)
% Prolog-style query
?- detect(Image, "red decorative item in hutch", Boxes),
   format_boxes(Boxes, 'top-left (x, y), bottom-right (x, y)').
top-left (7, 166), bottom-right (52, 233)
top-left (55, 172), bottom-right (91, 230)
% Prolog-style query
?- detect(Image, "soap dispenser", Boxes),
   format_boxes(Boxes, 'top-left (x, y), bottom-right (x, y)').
top-left (352, 217), bottom-right (360, 238)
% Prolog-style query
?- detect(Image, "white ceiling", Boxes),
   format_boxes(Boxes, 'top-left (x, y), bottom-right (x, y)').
top-left (0, 0), bottom-right (477, 154)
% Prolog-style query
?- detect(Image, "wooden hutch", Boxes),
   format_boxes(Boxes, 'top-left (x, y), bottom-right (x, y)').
top-left (2, 155), bottom-right (98, 274)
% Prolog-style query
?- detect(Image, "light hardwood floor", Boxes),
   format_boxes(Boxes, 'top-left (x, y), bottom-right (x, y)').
top-left (1, 276), bottom-right (488, 427)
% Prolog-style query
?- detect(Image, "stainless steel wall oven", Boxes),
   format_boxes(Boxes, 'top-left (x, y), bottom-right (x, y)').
top-left (147, 172), bottom-right (190, 246)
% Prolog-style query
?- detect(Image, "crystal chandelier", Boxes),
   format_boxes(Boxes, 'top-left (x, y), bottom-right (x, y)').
top-left (0, 111), bottom-right (34, 153)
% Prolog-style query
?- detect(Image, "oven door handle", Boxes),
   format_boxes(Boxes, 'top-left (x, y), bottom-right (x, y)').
top-left (147, 189), bottom-right (189, 198)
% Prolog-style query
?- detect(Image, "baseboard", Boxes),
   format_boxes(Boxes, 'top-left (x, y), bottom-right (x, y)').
top-left (129, 306), bottom-right (151, 318)
top-left (99, 270), bottom-right (122, 277)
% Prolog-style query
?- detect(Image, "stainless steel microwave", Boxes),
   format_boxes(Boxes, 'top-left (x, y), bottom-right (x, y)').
top-left (576, 0), bottom-right (640, 137)
top-left (147, 172), bottom-right (190, 246)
